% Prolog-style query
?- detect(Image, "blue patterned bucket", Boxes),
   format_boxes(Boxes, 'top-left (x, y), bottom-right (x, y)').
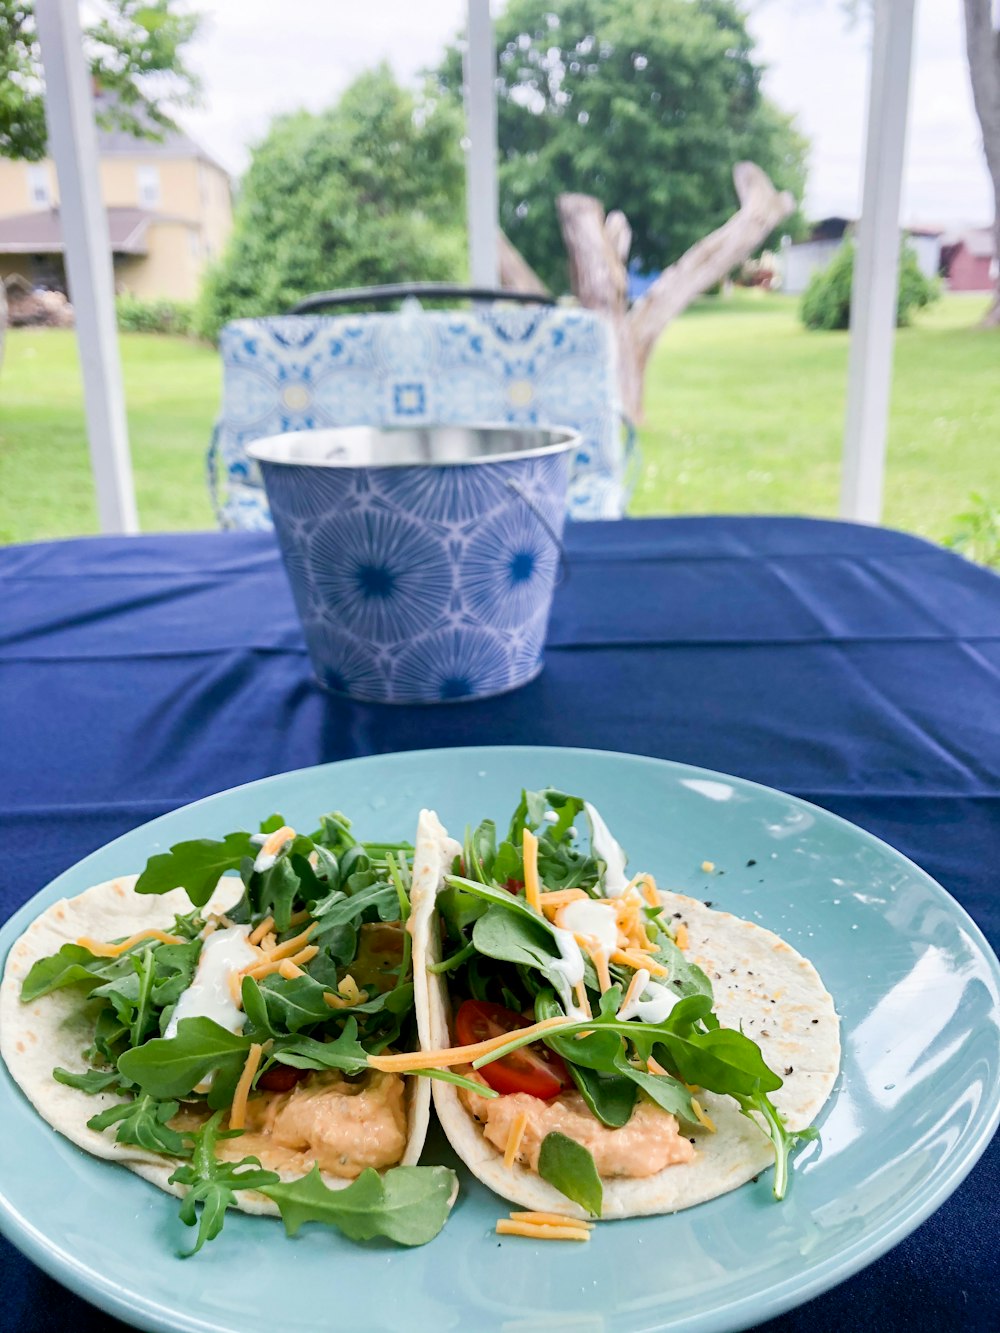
top-left (247, 426), bottom-right (577, 703)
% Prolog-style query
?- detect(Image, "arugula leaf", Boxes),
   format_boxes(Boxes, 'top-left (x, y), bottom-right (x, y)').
top-left (270, 1019), bottom-right (368, 1075)
top-left (446, 875), bottom-right (553, 931)
top-left (565, 1064), bottom-right (637, 1128)
top-left (737, 1094), bottom-right (819, 1200)
top-left (262, 1164), bottom-right (456, 1246)
top-left (537, 1132), bottom-right (603, 1217)
top-left (53, 1067), bottom-right (123, 1094)
top-left (135, 833), bottom-right (256, 906)
top-left (614, 1061), bottom-right (697, 1125)
top-left (259, 813), bottom-right (287, 834)
top-left (20, 943), bottom-right (115, 1002)
top-left (312, 882), bottom-right (399, 933)
top-left (129, 946), bottom-right (157, 1049)
top-left (247, 855), bottom-right (300, 932)
top-left (168, 1111), bottom-right (279, 1255)
top-left (88, 1093), bottom-right (189, 1156)
top-left (117, 1018), bottom-right (252, 1099)
top-left (256, 973), bottom-right (336, 1033)
top-left (408, 1067), bottom-right (500, 1098)
top-left (151, 939), bottom-right (202, 1011)
top-left (472, 905), bottom-right (561, 977)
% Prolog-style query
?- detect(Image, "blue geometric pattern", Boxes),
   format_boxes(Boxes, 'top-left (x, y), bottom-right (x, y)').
top-left (209, 305), bottom-right (624, 529)
top-left (263, 448), bottom-right (572, 703)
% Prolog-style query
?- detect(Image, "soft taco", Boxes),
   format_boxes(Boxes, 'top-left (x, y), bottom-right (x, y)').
top-left (1, 812), bottom-right (455, 1251)
top-left (401, 791), bottom-right (839, 1222)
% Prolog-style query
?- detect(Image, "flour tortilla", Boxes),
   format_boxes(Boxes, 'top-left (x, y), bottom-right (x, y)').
top-left (411, 809), bottom-right (840, 1220)
top-left (0, 874), bottom-right (432, 1217)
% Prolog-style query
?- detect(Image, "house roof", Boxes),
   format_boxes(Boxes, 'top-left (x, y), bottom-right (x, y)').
top-left (93, 92), bottom-right (229, 176)
top-left (0, 207), bottom-right (156, 255)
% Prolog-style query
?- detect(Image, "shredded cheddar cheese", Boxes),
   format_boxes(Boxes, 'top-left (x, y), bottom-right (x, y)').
top-left (611, 948), bottom-right (668, 978)
top-left (508, 1211), bottom-right (593, 1228)
top-left (646, 1055), bottom-right (669, 1077)
top-left (259, 824), bottom-right (295, 858)
top-left (77, 928), bottom-right (183, 958)
top-left (674, 923), bottom-right (690, 951)
top-left (691, 1097), bottom-right (716, 1133)
top-left (288, 907), bottom-right (312, 927)
top-left (248, 916), bottom-right (275, 947)
top-left (227, 971), bottom-right (243, 1006)
top-left (503, 1109), bottom-right (529, 1168)
top-left (368, 1015), bottom-right (572, 1073)
top-left (538, 889), bottom-right (589, 915)
top-left (700, 861), bottom-right (715, 873)
top-left (269, 921), bottom-right (319, 961)
top-left (496, 1219), bottom-right (591, 1241)
top-left (229, 1042), bottom-right (264, 1130)
top-left (523, 828), bottom-right (542, 913)
top-left (630, 873), bottom-right (661, 908)
top-left (278, 959), bottom-right (303, 980)
top-left (620, 967), bottom-right (646, 1015)
top-left (288, 944), bottom-right (319, 968)
top-left (572, 979), bottom-right (592, 1018)
top-left (323, 991), bottom-right (350, 1010)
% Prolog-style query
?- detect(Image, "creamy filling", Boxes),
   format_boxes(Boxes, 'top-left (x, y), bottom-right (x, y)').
top-left (460, 1074), bottom-right (695, 1178)
top-left (172, 1069), bottom-right (408, 1178)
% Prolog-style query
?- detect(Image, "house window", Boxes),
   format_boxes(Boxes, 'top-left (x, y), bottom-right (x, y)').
top-left (136, 165), bottom-right (161, 208)
top-left (27, 164), bottom-right (50, 208)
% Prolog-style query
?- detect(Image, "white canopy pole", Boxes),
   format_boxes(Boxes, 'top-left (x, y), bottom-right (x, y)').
top-left (35, 0), bottom-right (139, 535)
top-left (463, 0), bottom-right (500, 287)
top-left (839, 0), bottom-right (917, 524)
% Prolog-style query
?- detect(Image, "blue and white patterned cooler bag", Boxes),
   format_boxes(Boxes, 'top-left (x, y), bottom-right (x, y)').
top-left (208, 305), bottom-right (628, 528)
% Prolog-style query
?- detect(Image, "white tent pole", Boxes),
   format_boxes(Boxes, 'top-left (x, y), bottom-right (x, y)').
top-left (840, 0), bottom-right (917, 524)
top-left (35, 0), bottom-right (139, 535)
top-left (463, 0), bottom-right (499, 287)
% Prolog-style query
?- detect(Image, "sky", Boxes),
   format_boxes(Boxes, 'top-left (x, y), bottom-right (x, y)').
top-left (176, 0), bottom-right (994, 230)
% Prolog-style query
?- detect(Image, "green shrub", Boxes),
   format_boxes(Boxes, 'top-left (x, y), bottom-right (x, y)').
top-left (800, 239), bottom-right (939, 331)
top-left (116, 295), bottom-right (194, 336)
top-left (945, 493), bottom-right (1000, 570)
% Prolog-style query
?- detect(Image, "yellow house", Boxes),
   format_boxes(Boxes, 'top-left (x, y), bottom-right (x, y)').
top-left (0, 95), bottom-right (232, 303)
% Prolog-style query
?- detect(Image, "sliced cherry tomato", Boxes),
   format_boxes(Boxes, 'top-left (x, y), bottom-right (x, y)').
top-left (257, 1064), bottom-right (307, 1093)
top-left (454, 999), bottom-right (571, 1100)
top-left (502, 877), bottom-right (524, 894)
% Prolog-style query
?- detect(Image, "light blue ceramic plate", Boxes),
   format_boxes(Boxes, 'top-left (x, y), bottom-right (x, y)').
top-left (2, 747), bottom-right (998, 1333)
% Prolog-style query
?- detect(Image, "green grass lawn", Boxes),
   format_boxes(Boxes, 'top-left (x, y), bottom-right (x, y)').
top-left (0, 291), bottom-right (996, 546)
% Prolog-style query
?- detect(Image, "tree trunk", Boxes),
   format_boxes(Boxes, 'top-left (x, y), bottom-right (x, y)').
top-left (962, 0), bottom-right (1000, 328)
top-left (557, 162), bottom-right (795, 421)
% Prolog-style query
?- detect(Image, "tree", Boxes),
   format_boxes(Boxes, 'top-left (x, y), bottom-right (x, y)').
top-left (0, 0), bottom-right (201, 161)
top-left (197, 66), bottom-right (466, 340)
top-left (800, 238), bottom-right (938, 331)
top-left (434, 0), bottom-right (808, 291)
top-left (962, 0), bottom-right (1000, 327)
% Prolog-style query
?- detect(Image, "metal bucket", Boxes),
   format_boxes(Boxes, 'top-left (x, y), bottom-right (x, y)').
top-left (247, 425), bottom-right (577, 703)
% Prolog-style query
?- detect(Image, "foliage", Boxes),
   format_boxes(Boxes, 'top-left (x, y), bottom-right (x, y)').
top-left (196, 65), bottom-right (466, 341)
top-left (116, 295), bottom-right (194, 336)
top-left (800, 239), bottom-right (939, 331)
top-left (432, 0), bottom-right (808, 291)
top-left (0, 1), bottom-right (201, 161)
top-left (945, 492), bottom-right (1000, 569)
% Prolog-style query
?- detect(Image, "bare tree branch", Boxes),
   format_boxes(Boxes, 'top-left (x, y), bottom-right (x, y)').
top-left (497, 231), bottom-right (550, 297)
top-left (556, 163), bottom-right (794, 420)
top-left (962, 0), bottom-right (1000, 327)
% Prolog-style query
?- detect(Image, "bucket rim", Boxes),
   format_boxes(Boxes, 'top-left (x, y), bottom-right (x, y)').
top-left (245, 423), bottom-right (580, 470)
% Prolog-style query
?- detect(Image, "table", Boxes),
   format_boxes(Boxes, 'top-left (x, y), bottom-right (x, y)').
top-left (1, 516), bottom-right (997, 1333)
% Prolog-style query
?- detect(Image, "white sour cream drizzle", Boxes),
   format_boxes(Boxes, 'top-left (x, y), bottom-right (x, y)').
top-left (617, 967), bottom-right (679, 1024)
top-left (557, 898), bottom-right (619, 955)
top-left (584, 801), bottom-right (630, 897)
top-left (548, 924), bottom-right (585, 988)
top-left (164, 924), bottom-right (258, 1040)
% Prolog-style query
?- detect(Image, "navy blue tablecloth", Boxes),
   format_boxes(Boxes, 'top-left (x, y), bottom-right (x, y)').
top-left (1, 516), bottom-right (998, 1332)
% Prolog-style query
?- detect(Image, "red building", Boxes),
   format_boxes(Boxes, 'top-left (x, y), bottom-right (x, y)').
top-left (941, 228), bottom-right (997, 292)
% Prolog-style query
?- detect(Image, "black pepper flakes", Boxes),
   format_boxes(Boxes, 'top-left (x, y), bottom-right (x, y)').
top-left (811, 1018), bottom-right (819, 1024)
top-left (704, 901), bottom-right (714, 908)
top-left (673, 912), bottom-right (682, 919)
top-left (761, 1030), bottom-right (771, 1038)
top-left (785, 1066), bottom-right (794, 1076)
top-left (746, 859), bottom-right (757, 867)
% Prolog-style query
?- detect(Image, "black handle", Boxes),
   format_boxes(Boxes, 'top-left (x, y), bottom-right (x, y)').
top-left (288, 283), bottom-right (555, 315)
